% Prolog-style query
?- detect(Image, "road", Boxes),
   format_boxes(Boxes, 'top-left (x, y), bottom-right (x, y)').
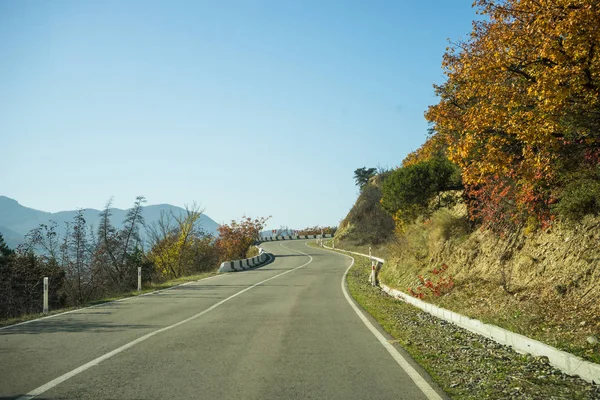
top-left (0, 240), bottom-right (445, 400)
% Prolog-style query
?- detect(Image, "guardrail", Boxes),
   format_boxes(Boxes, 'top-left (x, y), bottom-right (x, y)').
top-left (218, 247), bottom-right (272, 273)
top-left (218, 235), bottom-right (334, 273)
top-left (259, 234), bottom-right (333, 242)
top-left (322, 243), bottom-right (600, 385)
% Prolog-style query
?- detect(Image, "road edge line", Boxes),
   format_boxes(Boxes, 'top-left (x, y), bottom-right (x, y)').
top-left (308, 242), bottom-right (443, 400)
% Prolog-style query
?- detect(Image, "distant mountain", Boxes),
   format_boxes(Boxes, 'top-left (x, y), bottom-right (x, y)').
top-left (0, 196), bottom-right (220, 250)
top-left (0, 225), bottom-right (24, 250)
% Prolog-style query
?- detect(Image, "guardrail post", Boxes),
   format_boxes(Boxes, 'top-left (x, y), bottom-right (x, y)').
top-left (137, 267), bottom-right (142, 292)
top-left (43, 277), bottom-right (49, 314)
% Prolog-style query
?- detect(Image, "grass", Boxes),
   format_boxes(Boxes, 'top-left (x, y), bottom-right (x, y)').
top-left (324, 238), bottom-right (392, 260)
top-left (313, 241), bottom-right (599, 399)
top-left (332, 209), bottom-right (600, 366)
top-left (0, 270), bottom-right (217, 328)
top-left (429, 280), bottom-right (600, 365)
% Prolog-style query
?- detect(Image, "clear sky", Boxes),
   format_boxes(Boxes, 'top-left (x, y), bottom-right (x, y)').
top-left (1, 0), bottom-right (476, 230)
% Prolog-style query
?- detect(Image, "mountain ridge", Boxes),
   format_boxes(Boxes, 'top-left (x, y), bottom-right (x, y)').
top-left (0, 196), bottom-right (220, 249)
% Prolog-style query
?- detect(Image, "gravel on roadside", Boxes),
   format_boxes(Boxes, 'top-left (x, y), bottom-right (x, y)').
top-left (346, 257), bottom-right (600, 400)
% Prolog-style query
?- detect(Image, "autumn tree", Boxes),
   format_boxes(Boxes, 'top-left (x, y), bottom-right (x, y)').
top-left (215, 216), bottom-right (270, 262)
top-left (402, 132), bottom-right (448, 168)
top-left (426, 0), bottom-right (600, 229)
top-left (146, 203), bottom-right (217, 279)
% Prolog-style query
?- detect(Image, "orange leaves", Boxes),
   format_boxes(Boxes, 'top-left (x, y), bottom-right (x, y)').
top-left (215, 216), bottom-right (270, 262)
top-left (424, 0), bottom-right (600, 230)
top-left (408, 264), bottom-right (455, 299)
top-left (402, 135), bottom-right (448, 168)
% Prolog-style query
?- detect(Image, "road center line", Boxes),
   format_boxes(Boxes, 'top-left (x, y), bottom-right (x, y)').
top-left (309, 242), bottom-right (443, 400)
top-left (17, 249), bottom-right (313, 400)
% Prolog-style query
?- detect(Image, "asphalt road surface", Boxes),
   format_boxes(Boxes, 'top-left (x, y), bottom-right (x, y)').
top-left (0, 240), bottom-right (446, 400)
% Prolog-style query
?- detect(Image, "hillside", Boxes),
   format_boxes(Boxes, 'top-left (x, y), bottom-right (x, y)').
top-left (0, 196), bottom-right (220, 249)
top-left (330, 0), bottom-right (600, 369)
top-left (334, 181), bottom-right (600, 365)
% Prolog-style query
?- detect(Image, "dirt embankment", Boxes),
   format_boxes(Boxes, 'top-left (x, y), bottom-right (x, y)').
top-left (376, 210), bottom-right (600, 364)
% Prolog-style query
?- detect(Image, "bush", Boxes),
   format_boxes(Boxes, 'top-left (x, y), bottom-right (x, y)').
top-left (555, 178), bottom-right (600, 221)
top-left (381, 157), bottom-right (462, 223)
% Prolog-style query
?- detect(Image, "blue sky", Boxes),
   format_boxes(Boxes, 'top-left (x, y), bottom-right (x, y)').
top-left (1, 0), bottom-right (476, 229)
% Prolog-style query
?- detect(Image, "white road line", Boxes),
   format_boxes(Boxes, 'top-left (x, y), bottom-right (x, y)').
top-left (16, 255), bottom-right (313, 400)
top-left (309, 242), bottom-right (443, 400)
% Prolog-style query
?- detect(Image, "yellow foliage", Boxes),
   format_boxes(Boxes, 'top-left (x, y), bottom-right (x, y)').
top-left (427, 0), bottom-right (599, 186)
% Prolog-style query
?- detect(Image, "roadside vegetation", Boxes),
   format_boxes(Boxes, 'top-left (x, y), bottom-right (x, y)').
top-left (333, 0), bottom-right (600, 373)
top-left (0, 270), bottom-right (215, 329)
top-left (343, 252), bottom-right (600, 399)
top-left (296, 226), bottom-right (338, 236)
top-left (0, 197), bottom-right (269, 323)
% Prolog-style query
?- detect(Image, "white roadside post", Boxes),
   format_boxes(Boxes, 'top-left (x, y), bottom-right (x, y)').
top-left (43, 277), bottom-right (49, 314)
top-left (137, 267), bottom-right (142, 292)
top-left (368, 247), bottom-right (375, 286)
top-left (370, 260), bottom-right (377, 286)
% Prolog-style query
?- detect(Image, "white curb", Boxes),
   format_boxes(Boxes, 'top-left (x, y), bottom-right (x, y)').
top-left (322, 244), bottom-right (600, 385)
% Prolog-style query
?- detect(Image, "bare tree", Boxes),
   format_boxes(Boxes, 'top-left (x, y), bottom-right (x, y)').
top-left (97, 196), bottom-right (146, 289)
top-left (60, 210), bottom-right (97, 304)
top-left (25, 221), bottom-right (61, 259)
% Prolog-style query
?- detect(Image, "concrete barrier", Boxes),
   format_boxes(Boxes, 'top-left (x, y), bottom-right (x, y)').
top-left (218, 248), bottom-right (272, 273)
top-left (322, 244), bottom-right (600, 385)
top-left (219, 235), bottom-right (334, 273)
top-left (259, 234), bottom-right (332, 242)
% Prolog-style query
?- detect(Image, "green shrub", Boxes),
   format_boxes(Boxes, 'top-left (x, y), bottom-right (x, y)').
top-left (381, 157), bottom-right (462, 223)
top-left (555, 178), bottom-right (600, 221)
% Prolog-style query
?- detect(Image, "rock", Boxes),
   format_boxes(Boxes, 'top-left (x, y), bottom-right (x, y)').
top-left (587, 335), bottom-right (598, 345)
top-left (535, 356), bottom-right (550, 365)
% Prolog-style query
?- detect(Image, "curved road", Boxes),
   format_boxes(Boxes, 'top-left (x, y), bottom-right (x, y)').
top-left (0, 240), bottom-right (446, 399)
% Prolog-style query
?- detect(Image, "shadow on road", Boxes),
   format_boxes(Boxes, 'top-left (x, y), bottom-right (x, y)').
top-left (0, 397), bottom-right (54, 400)
top-left (0, 319), bottom-right (157, 336)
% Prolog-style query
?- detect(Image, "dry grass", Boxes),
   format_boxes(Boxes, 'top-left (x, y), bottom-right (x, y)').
top-left (336, 207), bottom-right (600, 364)
top-left (322, 243), bottom-right (600, 399)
